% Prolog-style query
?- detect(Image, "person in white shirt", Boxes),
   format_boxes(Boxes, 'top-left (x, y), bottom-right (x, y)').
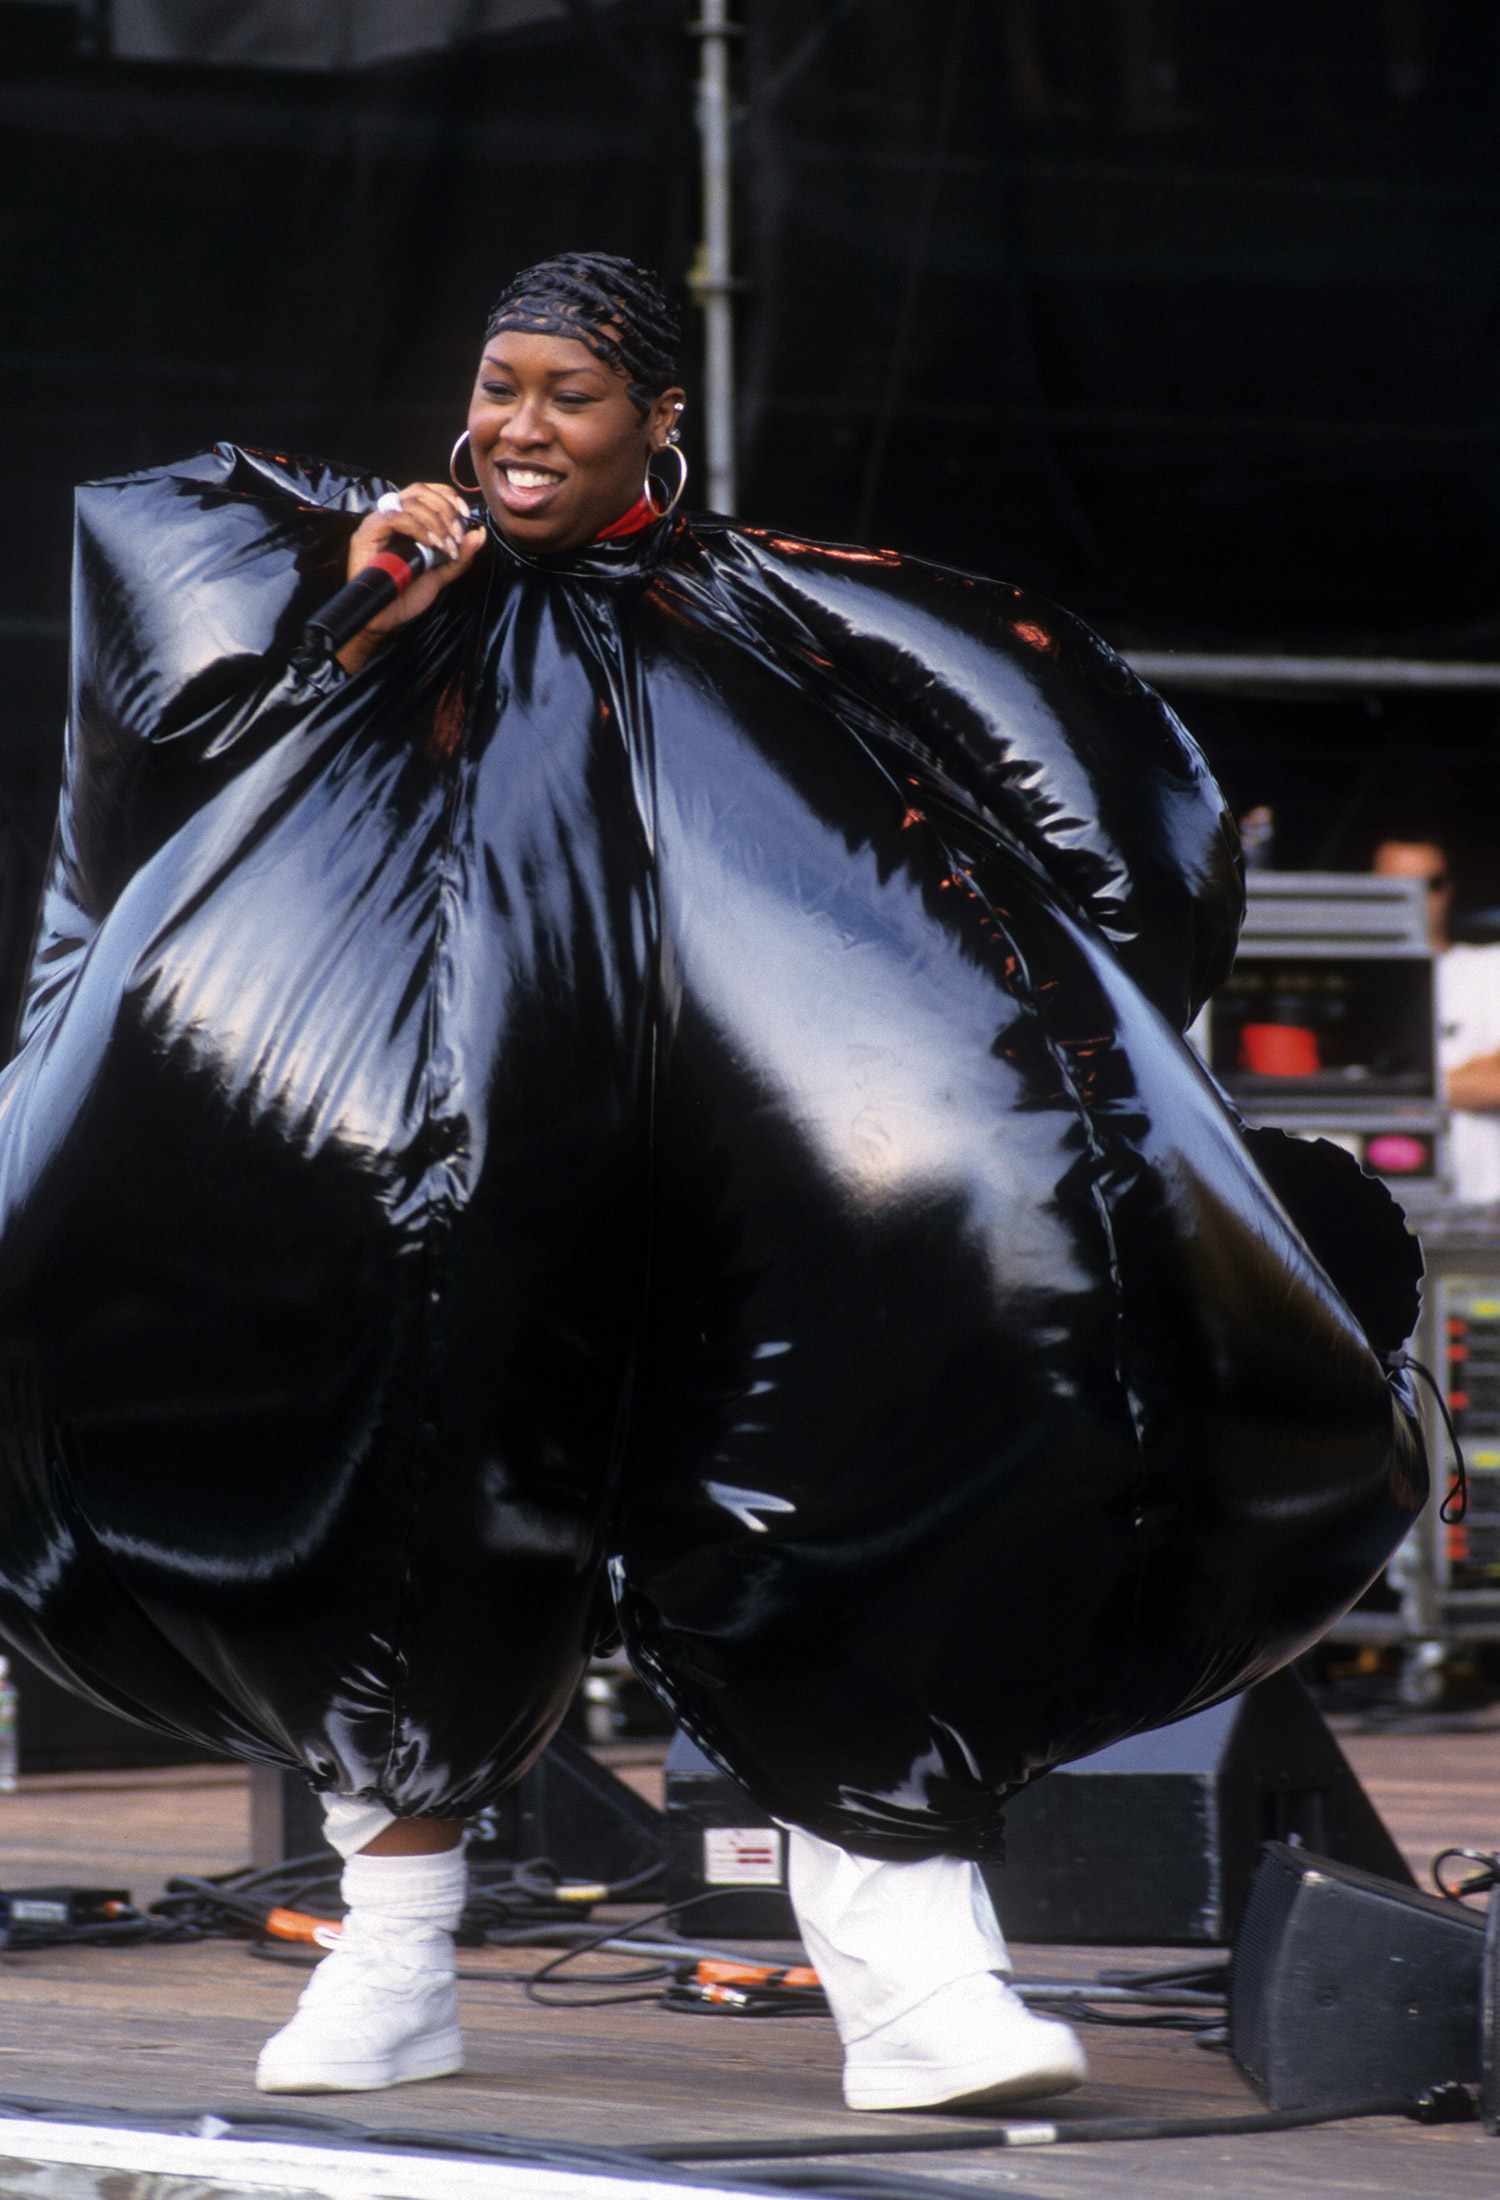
top-left (1373, 838), bottom-right (1500, 1206)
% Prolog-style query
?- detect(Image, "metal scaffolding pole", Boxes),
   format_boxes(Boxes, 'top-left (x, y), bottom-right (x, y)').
top-left (1123, 651), bottom-right (1500, 695)
top-left (690, 1), bottom-right (739, 513)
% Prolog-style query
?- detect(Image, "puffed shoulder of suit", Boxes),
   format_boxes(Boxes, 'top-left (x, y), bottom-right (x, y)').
top-left (0, 444), bottom-right (1424, 1858)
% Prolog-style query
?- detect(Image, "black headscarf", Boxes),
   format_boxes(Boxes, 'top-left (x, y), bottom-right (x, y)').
top-left (484, 251), bottom-right (680, 414)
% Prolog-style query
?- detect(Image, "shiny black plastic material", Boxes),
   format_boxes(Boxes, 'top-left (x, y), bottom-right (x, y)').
top-left (0, 446), bottom-right (1424, 1850)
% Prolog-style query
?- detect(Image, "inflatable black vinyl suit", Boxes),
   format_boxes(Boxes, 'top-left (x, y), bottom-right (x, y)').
top-left (0, 446), bottom-right (1425, 1858)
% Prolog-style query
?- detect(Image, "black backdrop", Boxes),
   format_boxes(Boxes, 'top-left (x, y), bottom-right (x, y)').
top-left (5, 0), bottom-right (1500, 1020)
top-left (744, 3), bottom-right (1500, 637)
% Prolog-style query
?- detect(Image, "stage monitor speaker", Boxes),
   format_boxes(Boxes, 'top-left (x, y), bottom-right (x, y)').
top-left (250, 1730), bottom-right (665, 1887)
top-left (987, 1668), bottom-right (1411, 1945)
top-left (1231, 1841), bottom-right (1484, 2108)
top-left (467, 1731), bottom-right (665, 1888)
top-left (662, 1730), bottom-right (797, 1939)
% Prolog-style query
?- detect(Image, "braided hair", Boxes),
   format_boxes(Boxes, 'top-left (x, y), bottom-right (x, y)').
top-left (484, 253), bottom-right (681, 415)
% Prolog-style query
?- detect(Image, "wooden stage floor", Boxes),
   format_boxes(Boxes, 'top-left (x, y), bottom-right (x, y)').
top-left (0, 1713), bottom-right (1497, 2197)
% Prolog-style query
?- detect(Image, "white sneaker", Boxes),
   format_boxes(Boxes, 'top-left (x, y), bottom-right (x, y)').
top-left (842, 1972), bottom-right (1086, 2113)
top-left (255, 1914), bottom-right (463, 2094)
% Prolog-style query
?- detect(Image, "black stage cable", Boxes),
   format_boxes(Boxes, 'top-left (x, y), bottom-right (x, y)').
top-left (634, 2088), bottom-right (1476, 2159)
top-left (1434, 1843), bottom-right (1500, 1900)
top-left (246, 1934), bottom-right (1224, 2033)
top-left (520, 1887), bottom-right (789, 2008)
top-left (8, 1853), bottom-right (1231, 2041)
top-left (1086, 1971), bottom-right (1222, 2006)
top-left (1398, 1353), bottom-right (1469, 1523)
top-left (0, 1847), bottom-right (668, 1955)
top-left (4, 1838), bottom-right (1233, 2043)
top-left (711, 2170), bottom-right (1052, 2200)
top-left (1056, 2005), bottom-right (1225, 2036)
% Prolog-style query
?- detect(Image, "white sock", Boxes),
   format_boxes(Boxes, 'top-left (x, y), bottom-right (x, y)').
top-left (341, 1845), bottom-right (468, 1925)
top-left (339, 1846), bottom-right (468, 1943)
top-left (321, 1794), bottom-right (399, 1860)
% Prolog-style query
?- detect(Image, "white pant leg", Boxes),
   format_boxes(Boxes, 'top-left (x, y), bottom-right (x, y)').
top-left (785, 1823), bottom-right (1011, 2045)
top-left (322, 1794), bottom-right (399, 1860)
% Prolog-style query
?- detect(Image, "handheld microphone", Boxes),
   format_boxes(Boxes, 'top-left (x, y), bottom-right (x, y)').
top-left (293, 505), bottom-right (482, 673)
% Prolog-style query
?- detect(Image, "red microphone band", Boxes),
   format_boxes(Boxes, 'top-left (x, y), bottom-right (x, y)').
top-left (368, 548), bottom-right (424, 589)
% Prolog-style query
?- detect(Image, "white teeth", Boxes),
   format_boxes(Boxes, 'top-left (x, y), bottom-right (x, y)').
top-left (505, 467), bottom-right (559, 488)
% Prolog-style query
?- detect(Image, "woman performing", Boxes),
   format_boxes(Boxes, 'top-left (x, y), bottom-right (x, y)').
top-left (0, 255), bottom-right (1424, 2109)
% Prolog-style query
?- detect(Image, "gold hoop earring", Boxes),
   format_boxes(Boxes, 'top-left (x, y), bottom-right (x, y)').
top-left (645, 442), bottom-right (689, 519)
top-left (449, 430), bottom-right (481, 493)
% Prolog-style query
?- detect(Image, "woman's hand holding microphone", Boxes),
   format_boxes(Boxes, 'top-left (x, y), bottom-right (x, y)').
top-left (333, 483), bottom-right (486, 676)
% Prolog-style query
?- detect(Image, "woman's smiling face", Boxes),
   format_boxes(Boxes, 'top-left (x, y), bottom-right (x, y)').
top-left (466, 330), bottom-right (683, 553)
